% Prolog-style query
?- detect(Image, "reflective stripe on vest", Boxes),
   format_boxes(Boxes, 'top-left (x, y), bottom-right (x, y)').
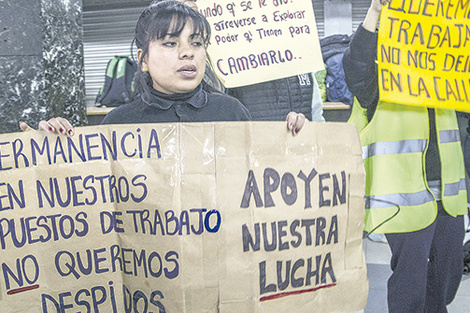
top-left (362, 138), bottom-right (432, 211)
top-left (365, 189), bottom-right (434, 210)
top-left (362, 130), bottom-right (461, 160)
top-left (362, 139), bottom-right (427, 160)
top-left (444, 178), bottom-right (466, 197)
top-left (439, 130), bottom-right (465, 197)
top-left (440, 129), bottom-right (460, 143)
top-left (362, 134), bottom-right (465, 207)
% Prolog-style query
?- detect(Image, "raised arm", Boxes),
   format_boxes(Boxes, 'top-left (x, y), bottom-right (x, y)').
top-left (342, 0), bottom-right (389, 112)
top-left (363, 0), bottom-right (388, 32)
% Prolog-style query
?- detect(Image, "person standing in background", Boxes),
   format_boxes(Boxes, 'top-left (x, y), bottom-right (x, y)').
top-left (343, 0), bottom-right (467, 312)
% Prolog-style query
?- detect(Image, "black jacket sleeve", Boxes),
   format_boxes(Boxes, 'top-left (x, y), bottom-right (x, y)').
top-left (342, 24), bottom-right (380, 120)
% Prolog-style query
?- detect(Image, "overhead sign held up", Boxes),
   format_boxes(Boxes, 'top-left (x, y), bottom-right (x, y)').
top-left (378, 0), bottom-right (470, 112)
top-left (197, 0), bottom-right (324, 87)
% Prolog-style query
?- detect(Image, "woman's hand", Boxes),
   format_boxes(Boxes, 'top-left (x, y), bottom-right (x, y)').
top-left (370, 0), bottom-right (389, 13)
top-left (363, 0), bottom-right (390, 32)
top-left (286, 112), bottom-right (307, 135)
top-left (19, 117), bottom-right (74, 137)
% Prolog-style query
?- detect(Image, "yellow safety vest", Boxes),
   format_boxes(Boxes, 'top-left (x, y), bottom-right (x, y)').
top-left (348, 99), bottom-right (467, 233)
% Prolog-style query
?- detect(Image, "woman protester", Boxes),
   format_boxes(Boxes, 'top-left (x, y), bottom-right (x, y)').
top-left (20, 0), bottom-right (305, 134)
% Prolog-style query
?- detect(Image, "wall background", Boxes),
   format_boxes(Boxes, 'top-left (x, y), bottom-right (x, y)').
top-left (0, 0), bottom-right (87, 134)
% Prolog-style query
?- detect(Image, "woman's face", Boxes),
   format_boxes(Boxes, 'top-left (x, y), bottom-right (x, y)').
top-left (139, 21), bottom-right (206, 94)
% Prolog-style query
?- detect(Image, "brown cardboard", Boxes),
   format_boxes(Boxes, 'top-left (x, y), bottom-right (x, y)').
top-left (0, 122), bottom-right (367, 312)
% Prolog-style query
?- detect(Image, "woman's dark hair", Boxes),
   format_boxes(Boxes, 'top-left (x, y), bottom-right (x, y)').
top-left (133, 0), bottom-right (212, 98)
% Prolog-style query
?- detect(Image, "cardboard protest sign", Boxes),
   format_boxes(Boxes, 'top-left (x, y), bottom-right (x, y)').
top-left (0, 122), bottom-right (367, 312)
top-left (378, 0), bottom-right (470, 112)
top-left (197, 0), bottom-right (324, 87)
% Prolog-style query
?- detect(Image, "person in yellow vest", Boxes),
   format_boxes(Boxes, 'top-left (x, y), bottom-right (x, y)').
top-left (343, 0), bottom-right (467, 312)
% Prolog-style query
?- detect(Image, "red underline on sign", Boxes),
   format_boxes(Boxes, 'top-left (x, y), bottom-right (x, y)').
top-left (259, 283), bottom-right (337, 302)
top-left (7, 284), bottom-right (40, 295)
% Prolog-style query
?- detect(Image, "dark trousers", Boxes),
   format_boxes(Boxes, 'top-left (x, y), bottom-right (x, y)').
top-left (385, 202), bottom-right (464, 313)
